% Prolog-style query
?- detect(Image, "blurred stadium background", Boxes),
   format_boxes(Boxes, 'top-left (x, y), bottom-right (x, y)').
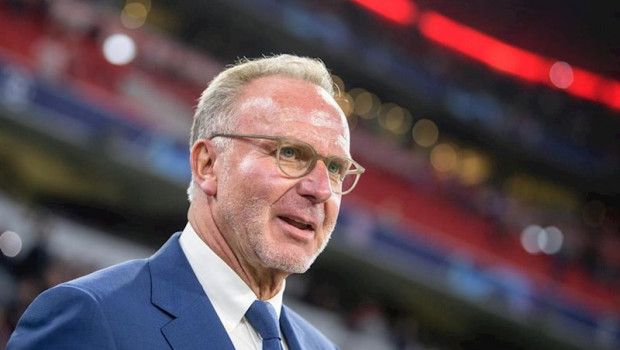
top-left (0, 0), bottom-right (618, 349)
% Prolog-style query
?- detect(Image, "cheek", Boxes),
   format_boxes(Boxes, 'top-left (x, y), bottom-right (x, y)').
top-left (323, 199), bottom-right (341, 231)
top-left (232, 158), bottom-right (285, 202)
top-left (238, 155), bottom-right (297, 190)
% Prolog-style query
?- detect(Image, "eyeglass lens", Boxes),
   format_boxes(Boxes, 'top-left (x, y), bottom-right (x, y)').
top-left (276, 139), bottom-right (358, 194)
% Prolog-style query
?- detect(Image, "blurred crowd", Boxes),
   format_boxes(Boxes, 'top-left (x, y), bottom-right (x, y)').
top-left (440, 174), bottom-right (620, 292)
top-left (0, 213), bottom-right (97, 349)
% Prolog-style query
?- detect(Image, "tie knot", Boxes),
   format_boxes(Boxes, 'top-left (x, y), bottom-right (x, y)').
top-left (245, 300), bottom-right (281, 341)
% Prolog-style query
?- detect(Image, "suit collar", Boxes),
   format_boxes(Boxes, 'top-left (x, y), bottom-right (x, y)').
top-left (148, 232), bottom-right (235, 349)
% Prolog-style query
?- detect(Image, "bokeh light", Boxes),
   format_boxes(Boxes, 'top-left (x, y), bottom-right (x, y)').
top-left (521, 225), bottom-right (564, 255)
top-left (521, 225), bottom-right (542, 254)
top-left (102, 33), bottom-right (137, 65)
top-left (352, 89), bottom-right (380, 119)
top-left (430, 143), bottom-right (457, 172)
top-left (335, 92), bottom-right (354, 117)
top-left (121, 2), bottom-right (149, 29)
top-left (549, 61), bottom-right (574, 89)
top-left (332, 74), bottom-right (346, 95)
top-left (457, 150), bottom-right (491, 185)
top-left (0, 230), bottom-right (23, 258)
top-left (539, 226), bottom-right (563, 254)
top-left (378, 103), bottom-right (412, 135)
top-left (412, 118), bottom-right (439, 147)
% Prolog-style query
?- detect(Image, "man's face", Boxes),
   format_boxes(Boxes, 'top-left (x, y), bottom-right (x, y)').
top-left (212, 75), bottom-right (350, 274)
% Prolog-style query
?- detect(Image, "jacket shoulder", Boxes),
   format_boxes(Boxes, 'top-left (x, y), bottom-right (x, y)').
top-left (66, 258), bottom-right (150, 299)
top-left (283, 305), bottom-right (340, 349)
top-left (7, 283), bottom-right (118, 349)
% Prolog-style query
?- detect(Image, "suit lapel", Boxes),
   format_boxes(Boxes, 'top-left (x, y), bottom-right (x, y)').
top-left (280, 307), bottom-right (303, 350)
top-left (161, 297), bottom-right (234, 350)
top-left (149, 233), bottom-right (235, 350)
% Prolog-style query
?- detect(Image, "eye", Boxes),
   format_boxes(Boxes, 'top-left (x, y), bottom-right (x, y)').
top-left (327, 162), bottom-right (342, 174)
top-left (279, 146), bottom-right (298, 160)
top-left (279, 141), bottom-right (315, 161)
top-left (327, 158), bottom-right (350, 176)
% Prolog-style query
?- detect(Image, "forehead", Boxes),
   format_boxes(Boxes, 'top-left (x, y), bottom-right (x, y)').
top-left (234, 75), bottom-right (350, 152)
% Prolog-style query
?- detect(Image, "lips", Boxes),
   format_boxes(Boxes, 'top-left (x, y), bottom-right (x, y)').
top-left (279, 216), bottom-right (314, 231)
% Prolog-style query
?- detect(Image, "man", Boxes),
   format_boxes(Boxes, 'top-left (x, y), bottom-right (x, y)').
top-left (7, 54), bottom-right (365, 349)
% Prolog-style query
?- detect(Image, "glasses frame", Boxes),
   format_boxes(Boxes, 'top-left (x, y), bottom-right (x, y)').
top-left (210, 133), bottom-right (365, 195)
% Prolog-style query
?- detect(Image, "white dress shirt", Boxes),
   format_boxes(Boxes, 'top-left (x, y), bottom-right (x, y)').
top-left (179, 223), bottom-right (289, 350)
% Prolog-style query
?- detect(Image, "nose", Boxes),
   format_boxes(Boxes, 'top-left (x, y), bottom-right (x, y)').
top-left (296, 160), bottom-right (333, 202)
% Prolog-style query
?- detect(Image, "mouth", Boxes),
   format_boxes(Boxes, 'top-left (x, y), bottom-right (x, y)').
top-left (279, 216), bottom-right (315, 231)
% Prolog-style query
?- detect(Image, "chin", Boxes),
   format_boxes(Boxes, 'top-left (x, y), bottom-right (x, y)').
top-left (261, 250), bottom-right (317, 274)
top-left (253, 231), bottom-right (329, 273)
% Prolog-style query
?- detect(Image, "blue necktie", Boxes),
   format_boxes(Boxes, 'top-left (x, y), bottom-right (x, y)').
top-left (245, 300), bottom-right (283, 350)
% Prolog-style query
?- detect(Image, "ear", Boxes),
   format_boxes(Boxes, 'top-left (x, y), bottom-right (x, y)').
top-left (190, 139), bottom-right (218, 196)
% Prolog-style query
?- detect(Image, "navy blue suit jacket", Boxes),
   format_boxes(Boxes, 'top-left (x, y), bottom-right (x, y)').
top-left (7, 233), bottom-right (338, 349)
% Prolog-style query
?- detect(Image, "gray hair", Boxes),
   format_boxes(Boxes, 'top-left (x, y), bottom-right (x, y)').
top-left (187, 54), bottom-right (336, 201)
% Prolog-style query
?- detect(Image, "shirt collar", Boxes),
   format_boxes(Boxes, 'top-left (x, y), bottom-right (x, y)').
top-left (179, 223), bottom-right (285, 331)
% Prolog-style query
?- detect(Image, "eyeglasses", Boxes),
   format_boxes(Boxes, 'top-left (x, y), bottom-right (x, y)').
top-left (210, 133), bottom-right (365, 195)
